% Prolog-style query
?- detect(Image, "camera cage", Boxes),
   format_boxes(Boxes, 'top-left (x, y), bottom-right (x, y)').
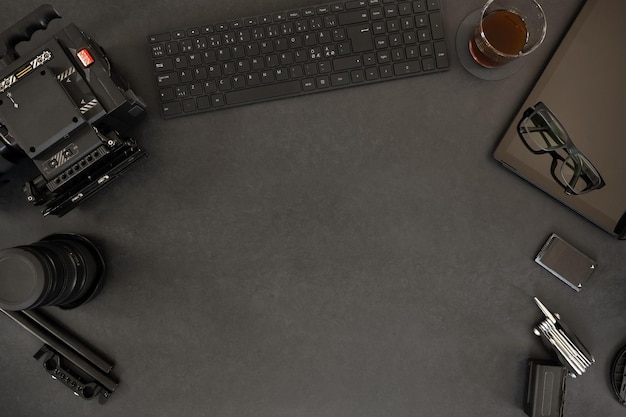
top-left (0, 5), bottom-right (147, 216)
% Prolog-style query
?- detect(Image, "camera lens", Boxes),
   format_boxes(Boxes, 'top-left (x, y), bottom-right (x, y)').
top-left (0, 234), bottom-right (105, 311)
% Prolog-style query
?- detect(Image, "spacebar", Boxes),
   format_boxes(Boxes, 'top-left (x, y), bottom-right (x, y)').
top-left (225, 81), bottom-right (302, 105)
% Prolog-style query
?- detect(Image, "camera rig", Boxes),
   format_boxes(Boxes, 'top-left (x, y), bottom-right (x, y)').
top-left (0, 5), bottom-right (147, 216)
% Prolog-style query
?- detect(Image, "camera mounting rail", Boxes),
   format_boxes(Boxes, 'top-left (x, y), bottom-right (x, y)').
top-left (1, 308), bottom-right (118, 403)
top-left (0, 4), bottom-right (147, 216)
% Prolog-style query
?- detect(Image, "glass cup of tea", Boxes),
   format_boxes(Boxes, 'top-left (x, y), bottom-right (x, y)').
top-left (469, 0), bottom-right (547, 68)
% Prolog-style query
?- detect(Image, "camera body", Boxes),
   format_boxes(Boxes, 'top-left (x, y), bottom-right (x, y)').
top-left (0, 5), bottom-right (146, 216)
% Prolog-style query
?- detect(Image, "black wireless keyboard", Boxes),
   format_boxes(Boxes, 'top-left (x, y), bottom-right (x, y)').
top-left (148, 0), bottom-right (449, 118)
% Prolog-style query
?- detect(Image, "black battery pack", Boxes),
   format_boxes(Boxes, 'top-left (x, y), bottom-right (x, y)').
top-left (524, 359), bottom-right (567, 417)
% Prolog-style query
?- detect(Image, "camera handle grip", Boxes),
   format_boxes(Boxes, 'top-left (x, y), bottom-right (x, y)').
top-left (0, 4), bottom-right (61, 69)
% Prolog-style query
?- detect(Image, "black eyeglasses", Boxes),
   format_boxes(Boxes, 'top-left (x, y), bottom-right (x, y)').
top-left (517, 102), bottom-right (606, 195)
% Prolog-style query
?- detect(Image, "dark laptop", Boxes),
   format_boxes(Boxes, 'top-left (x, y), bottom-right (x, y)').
top-left (493, 0), bottom-right (626, 239)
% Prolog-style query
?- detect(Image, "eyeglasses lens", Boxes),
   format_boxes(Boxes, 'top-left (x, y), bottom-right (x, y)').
top-left (522, 109), bottom-right (568, 151)
top-left (560, 154), bottom-right (601, 194)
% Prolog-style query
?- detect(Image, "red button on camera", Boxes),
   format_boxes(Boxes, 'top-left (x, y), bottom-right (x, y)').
top-left (77, 49), bottom-right (94, 67)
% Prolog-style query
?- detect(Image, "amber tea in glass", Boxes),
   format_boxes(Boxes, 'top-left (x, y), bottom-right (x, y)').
top-left (469, 0), bottom-right (546, 68)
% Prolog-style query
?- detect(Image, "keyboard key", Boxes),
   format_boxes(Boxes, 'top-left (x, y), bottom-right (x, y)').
top-left (166, 42), bottom-right (179, 55)
top-left (398, 2), bottom-right (412, 15)
top-left (246, 73), bottom-right (261, 86)
top-left (212, 94), bottom-right (225, 106)
top-left (427, 0), bottom-right (440, 11)
top-left (392, 48), bottom-right (405, 61)
top-left (331, 72), bottom-right (350, 86)
top-left (316, 76), bottom-right (330, 88)
top-left (153, 58), bottom-right (173, 72)
top-left (377, 51), bottom-right (391, 63)
top-left (346, 24), bottom-right (374, 52)
top-left (275, 68), bottom-right (289, 81)
top-left (156, 72), bottom-right (178, 87)
top-left (197, 96), bottom-right (211, 109)
top-left (180, 69), bottom-right (193, 82)
top-left (384, 5), bottom-right (398, 17)
top-left (421, 57), bottom-right (435, 71)
top-left (203, 80), bottom-right (217, 93)
top-left (304, 63), bottom-right (318, 76)
top-left (406, 45), bottom-right (419, 59)
top-left (274, 12), bottom-right (287, 21)
top-left (365, 67), bottom-right (379, 80)
top-left (303, 78), bottom-right (316, 90)
top-left (418, 28), bottom-right (431, 42)
top-left (175, 85), bottom-right (189, 98)
top-left (393, 60), bottom-right (420, 75)
top-left (371, 7), bottom-right (384, 20)
top-left (345, 1), bottom-right (367, 9)
top-left (225, 81), bottom-right (302, 104)
top-left (413, 0), bottom-right (426, 13)
top-left (218, 78), bottom-right (231, 90)
top-left (333, 55), bottom-right (362, 70)
top-left (160, 88), bottom-right (174, 101)
top-left (351, 69), bottom-right (365, 82)
top-left (261, 71), bottom-right (275, 83)
top-left (434, 40), bottom-right (448, 68)
top-left (429, 12), bottom-right (444, 39)
top-left (183, 98), bottom-right (196, 112)
top-left (151, 44), bottom-right (166, 58)
top-left (190, 82), bottom-right (203, 95)
top-left (290, 65), bottom-right (303, 78)
top-left (233, 75), bottom-right (246, 88)
top-left (338, 10), bottom-right (369, 25)
top-left (162, 101), bottom-right (181, 116)
top-left (150, 33), bottom-right (170, 43)
top-left (318, 61), bottom-right (331, 73)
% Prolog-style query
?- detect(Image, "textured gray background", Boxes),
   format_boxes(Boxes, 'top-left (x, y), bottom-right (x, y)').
top-left (1, 1), bottom-right (624, 416)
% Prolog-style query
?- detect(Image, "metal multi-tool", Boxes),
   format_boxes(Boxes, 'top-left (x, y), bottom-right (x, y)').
top-left (532, 297), bottom-right (595, 378)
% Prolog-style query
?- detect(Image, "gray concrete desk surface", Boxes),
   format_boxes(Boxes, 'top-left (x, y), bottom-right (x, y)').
top-left (0, 1), bottom-right (624, 416)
